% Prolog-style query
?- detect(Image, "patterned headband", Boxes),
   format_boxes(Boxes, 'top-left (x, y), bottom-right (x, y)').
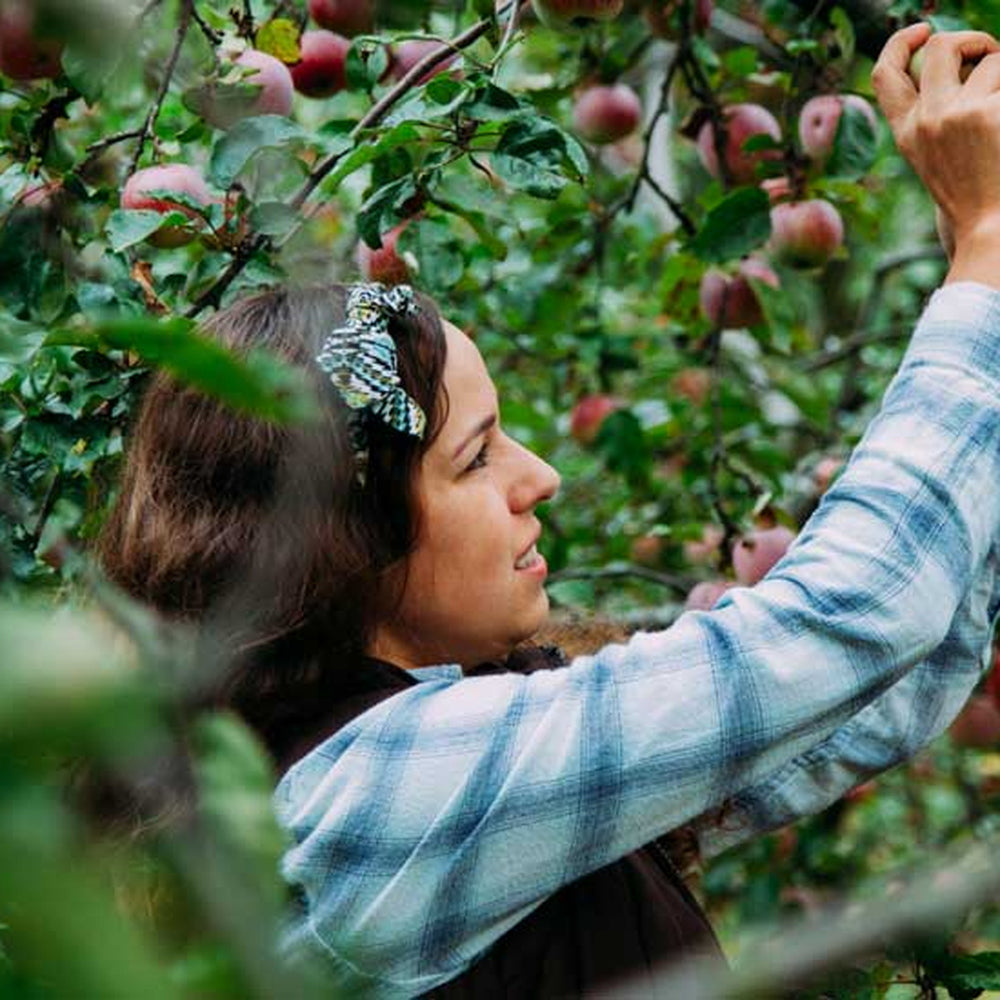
top-left (315, 283), bottom-right (427, 485)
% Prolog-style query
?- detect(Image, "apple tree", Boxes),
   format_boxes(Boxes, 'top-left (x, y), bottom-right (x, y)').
top-left (2, 0), bottom-right (1000, 995)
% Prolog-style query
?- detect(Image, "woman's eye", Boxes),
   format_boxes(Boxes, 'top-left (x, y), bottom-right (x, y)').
top-left (466, 443), bottom-right (489, 472)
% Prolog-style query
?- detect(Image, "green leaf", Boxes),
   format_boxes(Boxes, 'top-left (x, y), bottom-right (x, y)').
top-left (346, 37), bottom-right (390, 90)
top-left (689, 187), bottom-right (771, 263)
top-left (491, 117), bottom-right (587, 199)
top-left (325, 123), bottom-right (421, 189)
top-left (45, 317), bottom-right (318, 424)
top-left (356, 176), bottom-right (418, 248)
top-left (193, 713), bottom-right (287, 907)
top-left (105, 209), bottom-right (184, 253)
top-left (209, 115), bottom-right (308, 187)
top-left (930, 951), bottom-right (1000, 995)
top-left (255, 18), bottom-right (300, 63)
top-left (830, 7), bottom-right (856, 65)
top-left (826, 100), bottom-right (878, 179)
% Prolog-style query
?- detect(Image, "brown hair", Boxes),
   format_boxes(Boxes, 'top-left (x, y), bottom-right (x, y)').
top-left (97, 284), bottom-right (447, 766)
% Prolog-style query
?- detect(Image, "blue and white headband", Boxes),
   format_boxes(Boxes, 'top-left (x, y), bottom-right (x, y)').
top-left (315, 283), bottom-right (427, 484)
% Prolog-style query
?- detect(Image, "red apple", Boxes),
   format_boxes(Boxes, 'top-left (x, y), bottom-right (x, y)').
top-left (0, 1), bottom-right (63, 80)
top-left (768, 199), bottom-right (844, 268)
top-left (670, 367), bottom-right (712, 406)
top-left (202, 49), bottom-right (295, 129)
top-left (570, 394), bottom-right (620, 445)
top-left (699, 256), bottom-right (779, 328)
top-left (390, 40), bottom-right (458, 84)
top-left (798, 94), bottom-right (877, 161)
top-left (531, 0), bottom-right (624, 27)
top-left (950, 695), bottom-right (1000, 749)
top-left (760, 175), bottom-right (793, 204)
top-left (572, 83), bottom-right (642, 144)
top-left (684, 579), bottom-right (735, 611)
top-left (121, 164), bottom-right (213, 248)
top-left (812, 455), bottom-right (843, 495)
top-left (356, 222), bottom-right (412, 284)
top-left (308, 0), bottom-right (373, 36)
top-left (682, 524), bottom-right (723, 566)
top-left (732, 525), bottom-right (795, 585)
top-left (291, 29), bottom-right (349, 98)
top-left (630, 533), bottom-right (665, 567)
top-left (696, 103), bottom-right (782, 185)
top-left (644, 0), bottom-right (712, 39)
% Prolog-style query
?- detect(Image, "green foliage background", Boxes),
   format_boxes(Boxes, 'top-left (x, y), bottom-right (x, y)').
top-left (2, 0), bottom-right (1000, 996)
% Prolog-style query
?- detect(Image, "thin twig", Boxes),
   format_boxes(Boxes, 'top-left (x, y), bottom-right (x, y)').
top-left (190, 3), bottom-right (223, 45)
top-left (126, 0), bottom-right (194, 179)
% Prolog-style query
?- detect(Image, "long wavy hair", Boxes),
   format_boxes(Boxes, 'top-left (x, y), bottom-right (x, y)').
top-left (97, 284), bottom-right (448, 767)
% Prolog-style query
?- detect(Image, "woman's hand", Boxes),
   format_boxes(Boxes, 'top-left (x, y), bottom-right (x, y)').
top-left (873, 24), bottom-right (1000, 287)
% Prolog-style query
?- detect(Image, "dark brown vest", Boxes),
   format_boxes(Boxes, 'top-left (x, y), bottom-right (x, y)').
top-left (279, 653), bottom-right (725, 998)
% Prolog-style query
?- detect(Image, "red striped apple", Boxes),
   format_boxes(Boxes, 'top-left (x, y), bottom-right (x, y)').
top-left (0, 0), bottom-right (63, 80)
top-left (769, 199), bottom-right (843, 268)
top-left (291, 30), bottom-right (350, 97)
top-left (798, 94), bottom-right (877, 161)
top-left (732, 525), bottom-right (795, 585)
top-left (696, 103), bottom-right (782, 185)
top-left (699, 257), bottom-right (779, 328)
top-left (572, 83), bottom-right (642, 144)
top-left (308, 0), bottom-right (373, 36)
top-left (121, 164), bottom-right (213, 248)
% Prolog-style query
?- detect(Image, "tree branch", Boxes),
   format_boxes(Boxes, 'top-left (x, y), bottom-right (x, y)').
top-left (126, 0), bottom-right (194, 179)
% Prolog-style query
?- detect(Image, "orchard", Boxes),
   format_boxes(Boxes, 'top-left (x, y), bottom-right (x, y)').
top-left (2, 0), bottom-right (1000, 996)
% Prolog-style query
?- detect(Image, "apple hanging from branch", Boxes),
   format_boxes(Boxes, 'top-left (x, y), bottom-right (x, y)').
top-left (291, 30), bottom-right (350, 98)
top-left (308, 0), bottom-right (373, 36)
top-left (121, 164), bottom-right (214, 248)
top-left (798, 94), bottom-right (877, 162)
top-left (0, 0), bottom-right (63, 80)
top-left (696, 103), bottom-right (782, 185)
top-left (768, 199), bottom-right (844, 268)
top-left (699, 257), bottom-right (779, 328)
top-left (732, 525), bottom-right (796, 585)
top-left (572, 83), bottom-right (642, 144)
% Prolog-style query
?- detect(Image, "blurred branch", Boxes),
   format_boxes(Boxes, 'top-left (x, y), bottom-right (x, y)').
top-left (640, 829), bottom-right (1000, 999)
top-left (784, 0), bottom-right (896, 60)
top-left (548, 564), bottom-right (692, 595)
top-left (802, 324), bottom-right (908, 371)
top-left (623, 49), bottom-right (695, 235)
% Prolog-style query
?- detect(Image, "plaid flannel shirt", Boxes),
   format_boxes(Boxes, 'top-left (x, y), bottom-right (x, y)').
top-left (275, 282), bottom-right (1000, 997)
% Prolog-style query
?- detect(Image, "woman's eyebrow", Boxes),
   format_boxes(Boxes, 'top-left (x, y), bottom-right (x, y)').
top-left (452, 413), bottom-right (497, 461)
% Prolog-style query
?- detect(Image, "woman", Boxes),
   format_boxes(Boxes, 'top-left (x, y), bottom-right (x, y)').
top-left (98, 24), bottom-right (1000, 998)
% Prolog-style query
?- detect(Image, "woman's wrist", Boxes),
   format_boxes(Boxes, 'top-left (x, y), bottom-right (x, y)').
top-left (946, 214), bottom-right (1000, 289)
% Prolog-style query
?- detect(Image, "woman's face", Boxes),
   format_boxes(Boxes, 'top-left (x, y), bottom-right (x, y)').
top-left (371, 320), bottom-right (561, 669)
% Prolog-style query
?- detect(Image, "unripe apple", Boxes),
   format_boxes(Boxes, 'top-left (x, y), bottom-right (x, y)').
top-left (570, 394), bottom-right (620, 445)
top-left (699, 256), bottom-right (779, 328)
top-left (630, 533), bottom-right (664, 567)
top-left (121, 164), bottom-right (213, 248)
top-left (696, 103), bottom-right (782, 185)
top-left (389, 40), bottom-right (458, 84)
top-left (531, 0), bottom-right (624, 27)
top-left (291, 29), bottom-right (349, 98)
top-left (731, 525), bottom-right (795, 585)
top-left (949, 695), bottom-right (1000, 749)
top-left (798, 94), bottom-right (877, 161)
top-left (572, 83), bottom-right (642, 144)
top-left (768, 199), bottom-right (844, 268)
top-left (644, 0), bottom-right (712, 39)
top-left (907, 48), bottom-right (977, 89)
top-left (308, 0), bottom-right (373, 36)
top-left (356, 222), bottom-right (412, 284)
top-left (684, 579), bottom-right (735, 611)
top-left (0, 0), bottom-right (63, 80)
top-left (202, 49), bottom-right (295, 129)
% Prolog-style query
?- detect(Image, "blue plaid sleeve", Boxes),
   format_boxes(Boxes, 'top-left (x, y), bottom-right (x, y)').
top-left (274, 282), bottom-right (1000, 997)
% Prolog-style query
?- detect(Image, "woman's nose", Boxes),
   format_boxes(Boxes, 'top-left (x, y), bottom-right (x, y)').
top-left (510, 440), bottom-right (560, 512)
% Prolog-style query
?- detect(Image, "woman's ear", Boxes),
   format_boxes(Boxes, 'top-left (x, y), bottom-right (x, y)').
top-left (935, 203), bottom-right (956, 261)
